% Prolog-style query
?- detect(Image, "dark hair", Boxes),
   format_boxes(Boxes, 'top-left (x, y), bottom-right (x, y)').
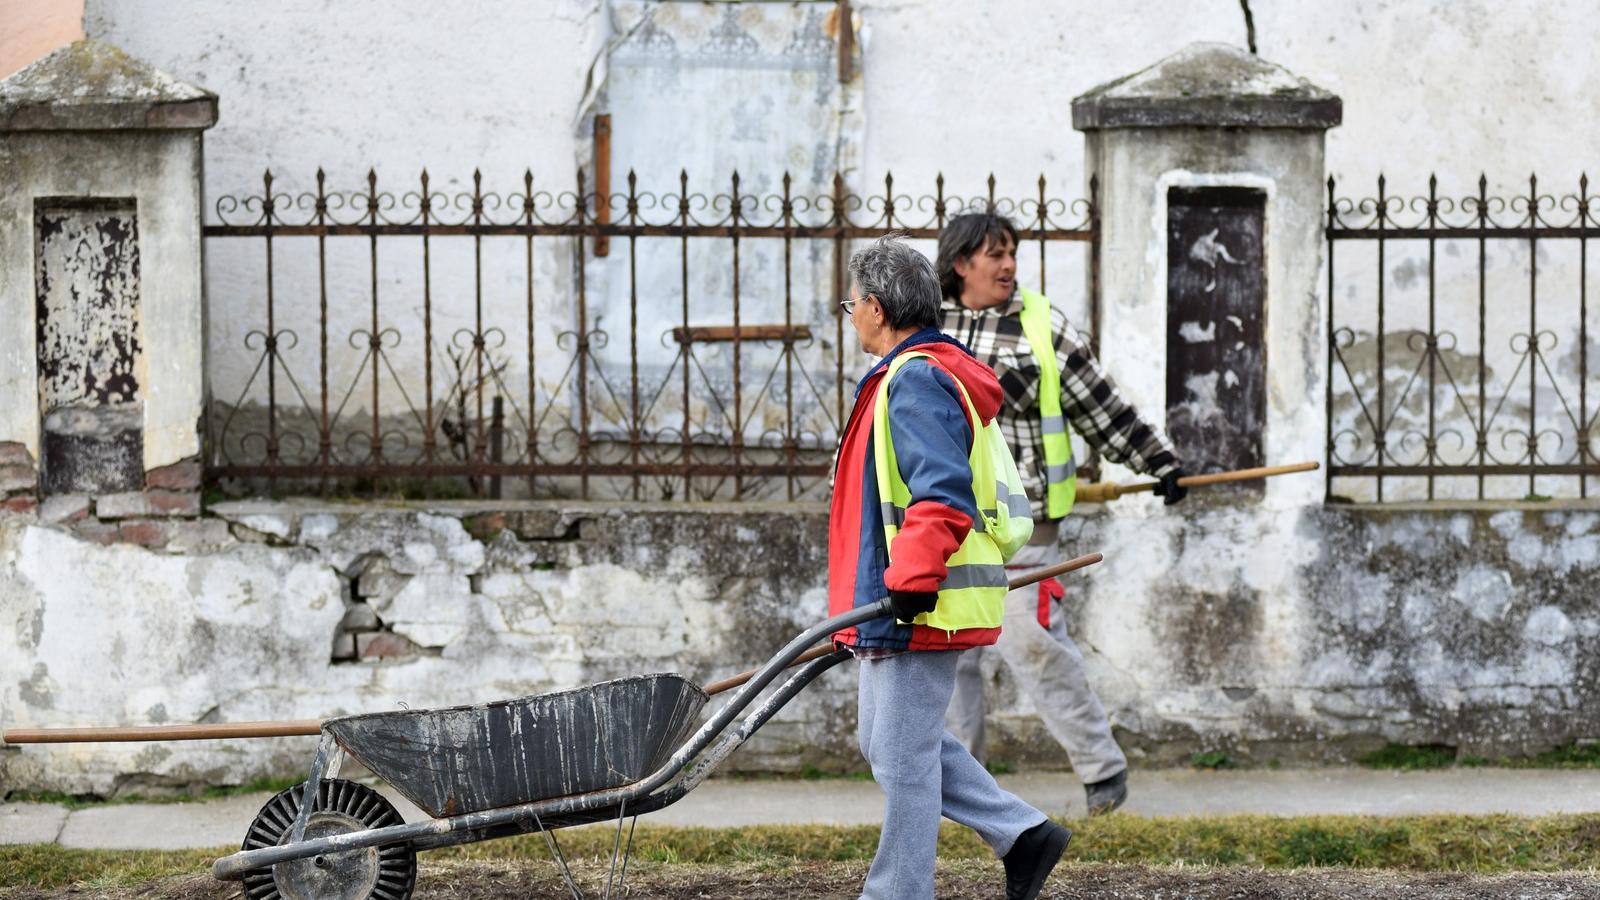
top-left (847, 234), bottom-right (941, 330)
top-left (935, 213), bottom-right (1019, 299)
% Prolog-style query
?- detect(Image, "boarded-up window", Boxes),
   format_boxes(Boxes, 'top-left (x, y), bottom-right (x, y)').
top-left (35, 200), bottom-right (144, 494)
top-left (1166, 187), bottom-right (1265, 484)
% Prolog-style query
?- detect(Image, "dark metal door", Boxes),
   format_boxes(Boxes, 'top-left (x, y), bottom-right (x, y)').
top-left (1166, 187), bottom-right (1266, 485)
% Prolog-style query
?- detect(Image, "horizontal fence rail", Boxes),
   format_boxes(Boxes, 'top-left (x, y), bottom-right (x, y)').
top-left (203, 168), bottom-right (1097, 502)
top-left (1326, 173), bottom-right (1600, 502)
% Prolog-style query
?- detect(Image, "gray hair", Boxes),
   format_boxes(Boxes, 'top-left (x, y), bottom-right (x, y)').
top-left (847, 234), bottom-right (941, 331)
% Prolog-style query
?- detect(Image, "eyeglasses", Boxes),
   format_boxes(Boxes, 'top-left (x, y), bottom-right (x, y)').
top-left (840, 295), bottom-right (871, 315)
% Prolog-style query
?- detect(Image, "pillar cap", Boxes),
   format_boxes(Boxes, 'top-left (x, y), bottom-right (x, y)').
top-left (1073, 42), bottom-right (1340, 131)
top-left (0, 40), bottom-right (216, 132)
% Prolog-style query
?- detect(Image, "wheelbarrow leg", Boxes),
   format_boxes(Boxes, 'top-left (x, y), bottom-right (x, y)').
top-left (536, 813), bottom-right (585, 900)
top-left (611, 811), bottom-right (640, 897)
top-left (603, 798), bottom-right (638, 898)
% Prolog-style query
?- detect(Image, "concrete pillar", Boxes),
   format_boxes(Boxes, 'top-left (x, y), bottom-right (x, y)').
top-left (0, 41), bottom-right (215, 514)
top-left (1073, 44), bottom-right (1340, 507)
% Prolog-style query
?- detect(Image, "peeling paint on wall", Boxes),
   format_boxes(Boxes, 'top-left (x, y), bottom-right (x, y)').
top-left (34, 201), bottom-right (145, 493)
top-left (35, 202), bottom-right (142, 408)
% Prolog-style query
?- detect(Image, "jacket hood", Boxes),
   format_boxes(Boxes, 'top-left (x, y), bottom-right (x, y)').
top-left (858, 328), bottom-right (1003, 425)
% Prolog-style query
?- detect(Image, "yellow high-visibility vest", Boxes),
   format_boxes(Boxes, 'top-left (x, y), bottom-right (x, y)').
top-left (872, 352), bottom-right (1010, 630)
top-left (1018, 288), bottom-right (1077, 518)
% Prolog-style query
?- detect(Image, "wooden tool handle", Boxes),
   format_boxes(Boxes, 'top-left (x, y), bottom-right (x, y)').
top-left (702, 551), bottom-right (1105, 696)
top-left (2, 719), bottom-right (323, 744)
top-left (1074, 461), bottom-right (1319, 504)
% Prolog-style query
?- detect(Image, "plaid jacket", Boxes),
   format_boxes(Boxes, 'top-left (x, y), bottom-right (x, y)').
top-left (940, 292), bottom-right (1181, 520)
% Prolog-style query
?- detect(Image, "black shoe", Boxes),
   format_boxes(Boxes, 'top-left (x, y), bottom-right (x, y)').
top-left (1002, 819), bottom-right (1072, 900)
top-left (1084, 769), bottom-right (1128, 817)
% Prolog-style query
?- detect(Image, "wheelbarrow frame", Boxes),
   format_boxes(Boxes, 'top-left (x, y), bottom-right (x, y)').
top-left (211, 598), bottom-right (891, 882)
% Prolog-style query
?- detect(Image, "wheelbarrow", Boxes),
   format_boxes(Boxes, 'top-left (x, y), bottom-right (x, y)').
top-left (7, 554), bottom-right (1102, 900)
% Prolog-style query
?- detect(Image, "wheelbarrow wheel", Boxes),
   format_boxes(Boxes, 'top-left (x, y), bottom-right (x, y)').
top-left (240, 777), bottom-right (417, 900)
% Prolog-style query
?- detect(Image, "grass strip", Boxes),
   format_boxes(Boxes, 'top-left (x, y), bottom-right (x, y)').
top-left (6, 813), bottom-right (1600, 889)
top-left (1358, 743), bottom-right (1600, 771)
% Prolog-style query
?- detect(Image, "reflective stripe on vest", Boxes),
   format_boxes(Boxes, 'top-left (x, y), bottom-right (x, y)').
top-left (882, 482), bottom-right (1029, 532)
top-left (872, 351), bottom-right (1008, 634)
top-left (1018, 287), bottom-right (1077, 518)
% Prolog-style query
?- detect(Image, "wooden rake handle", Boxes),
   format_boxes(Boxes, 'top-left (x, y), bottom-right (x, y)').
top-left (2, 719), bottom-right (324, 744)
top-left (1073, 461), bottom-right (1320, 504)
top-left (2, 554), bottom-right (1106, 742)
top-left (701, 551), bottom-right (1105, 696)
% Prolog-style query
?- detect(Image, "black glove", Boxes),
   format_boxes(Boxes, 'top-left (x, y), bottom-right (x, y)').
top-left (888, 589), bottom-right (938, 622)
top-left (1153, 468), bottom-right (1188, 506)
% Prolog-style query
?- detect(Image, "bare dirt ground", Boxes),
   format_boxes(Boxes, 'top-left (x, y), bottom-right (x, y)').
top-left (5, 860), bottom-right (1600, 899)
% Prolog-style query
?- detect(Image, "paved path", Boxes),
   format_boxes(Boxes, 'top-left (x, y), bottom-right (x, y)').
top-left (6, 768), bottom-right (1600, 850)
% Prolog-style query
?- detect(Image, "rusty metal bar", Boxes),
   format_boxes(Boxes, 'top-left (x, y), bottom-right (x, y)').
top-left (833, 172), bottom-right (847, 432)
top-left (1529, 173), bottom-right (1540, 497)
top-left (524, 169), bottom-right (538, 498)
top-left (1334, 463), bottom-right (1600, 477)
top-left (204, 223), bottom-right (1094, 241)
top-left (628, 169), bottom-right (642, 501)
top-left (367, 168), bottom-right (383, 464)
top-left (316, 169), bottom-right (331, 483)
top-left (489, 396), bottom-right (504, 499)
top-left (473, 169), bottom-right (488, 467)
top-left (1375, 174), bottom-right (1387, 502)
top-left (782, 171), bottom-right (797, 501)
top-left (421, 169), bottom-right (437, 465)
top-left (679, 169), bottom-right (693, 500)
top-left (1037, 174), bottom-right (1048, 295)
top-left (1583, 173), bottom-right (1591, 499)
top-left (1325, 175), bottom-right (1335, 503)
top-left (212, 462), bottom-right (832, 479)
top-left (263, 170), bottom-right (279, 469)
top-left (594, 114), bottom-right (612, 258)
top-left (577, 166), bottom-right (592, 499)
top-left (1426, 174), bottom-right (1438, 500)
top-left (836, 0), bottom-right (852, 83)
top-left (1477, 174), bottom-right (1488, 499)
top-left (1089, 173), bottom-right (1102, 357)
top-left (731, 171), bottom-right (744, 499)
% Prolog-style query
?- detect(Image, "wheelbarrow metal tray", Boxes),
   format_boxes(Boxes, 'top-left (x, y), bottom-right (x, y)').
top-left (323, 674), bottom-right (708, 818)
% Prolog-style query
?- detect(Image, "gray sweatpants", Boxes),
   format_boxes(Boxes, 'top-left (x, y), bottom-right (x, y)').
top-left (857, 650), bottom-right (1047, 900)
top-left (946, 541), bottom-right (1128, 786)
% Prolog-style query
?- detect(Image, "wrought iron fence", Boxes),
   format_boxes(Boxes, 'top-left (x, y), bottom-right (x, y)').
top-left (1326, 174), bottom-right (1600, 502)
top-left (203, 169), bottom-right (1097, 501)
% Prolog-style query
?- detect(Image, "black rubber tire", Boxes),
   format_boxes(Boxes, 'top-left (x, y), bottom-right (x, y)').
top-left (240, 777), bottom-right (417, 900)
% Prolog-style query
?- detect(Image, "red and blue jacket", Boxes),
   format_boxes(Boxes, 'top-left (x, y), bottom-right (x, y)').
top-left (829, 328), bottom-right (1006, 652)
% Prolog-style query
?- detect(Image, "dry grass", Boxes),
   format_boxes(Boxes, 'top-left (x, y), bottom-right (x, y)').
top-left (6, 813), bottom-right (1600, 892)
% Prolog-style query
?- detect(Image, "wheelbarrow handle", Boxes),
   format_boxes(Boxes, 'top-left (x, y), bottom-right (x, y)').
top-left (701, 551), bottom-right (1104, 696)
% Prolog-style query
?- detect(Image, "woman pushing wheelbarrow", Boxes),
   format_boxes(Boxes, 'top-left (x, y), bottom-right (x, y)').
top-left (832, 234), bottom-right (1070, 900)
